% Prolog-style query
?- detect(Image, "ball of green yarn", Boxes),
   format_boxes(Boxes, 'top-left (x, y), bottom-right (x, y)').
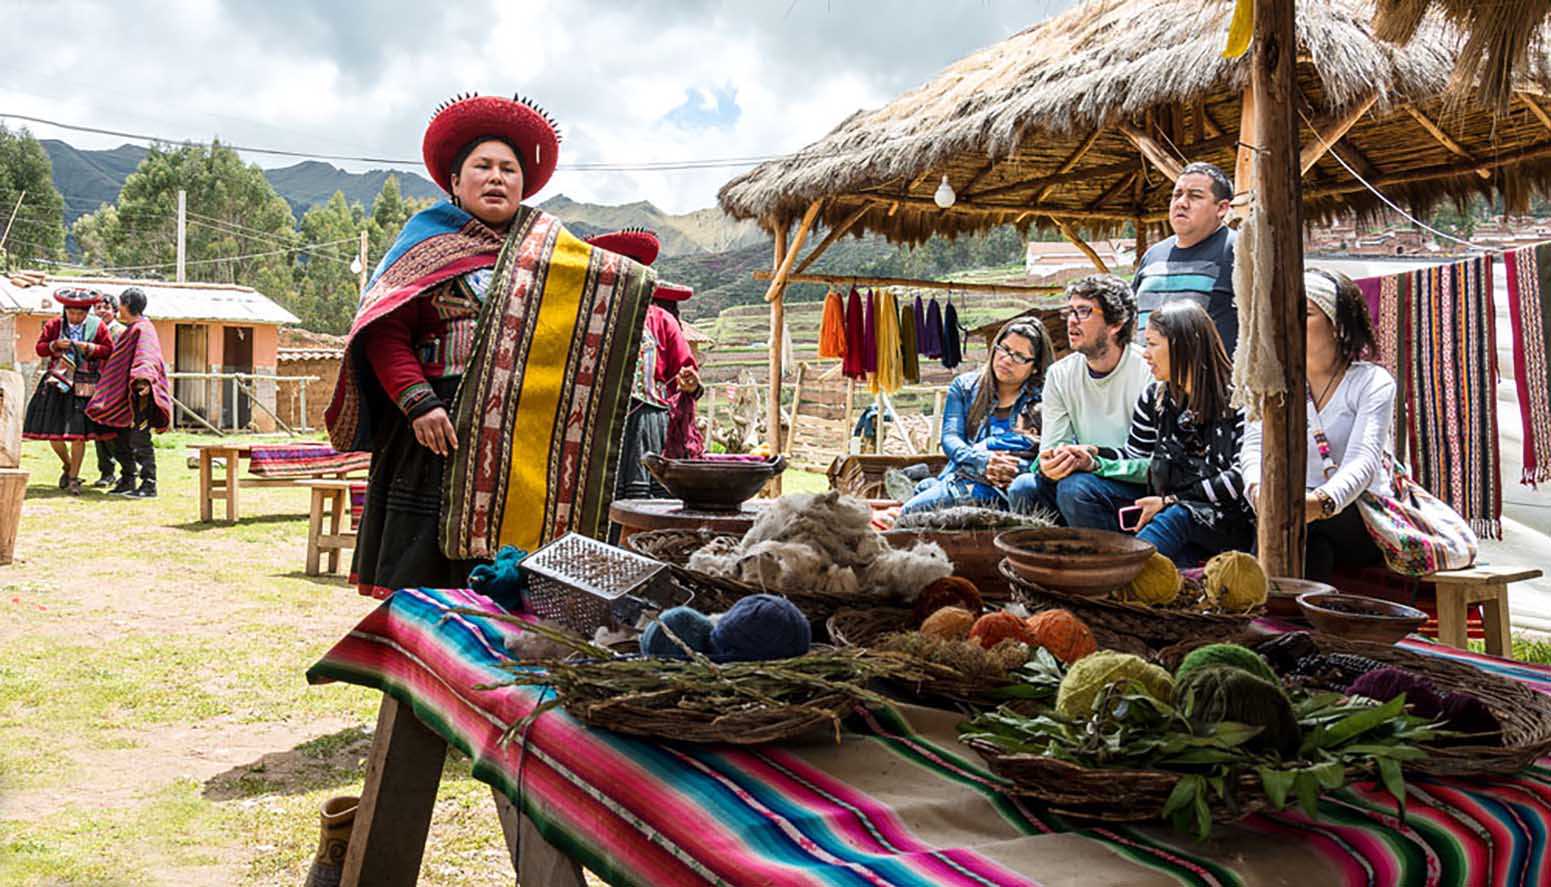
top-left (1179, 666), bottom-right (1300, 758)
top-left (1055, 650), bottom-right (1175, 720)
top-left (1175, 643), bottom-right (1279, 685)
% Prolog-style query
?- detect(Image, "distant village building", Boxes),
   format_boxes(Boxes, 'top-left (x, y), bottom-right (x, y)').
top-left (0, 276), bottom-right (298, 432)
top-left (275, 329), bottom-right (346, 432)
top-left (1023, 239), bottom-right (1135, 282)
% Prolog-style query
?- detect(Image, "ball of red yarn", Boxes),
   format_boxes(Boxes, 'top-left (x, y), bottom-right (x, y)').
top-left (968, 611), bottom-right (1037, 649)
top-left (1024, 609), bottom-right (1098, 664)
top-left (912, 576), bottom-right (984, 626)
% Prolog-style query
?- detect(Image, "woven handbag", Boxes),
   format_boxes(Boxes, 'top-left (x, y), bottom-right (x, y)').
top-left (1310, 395), bottom-right (1476, 576)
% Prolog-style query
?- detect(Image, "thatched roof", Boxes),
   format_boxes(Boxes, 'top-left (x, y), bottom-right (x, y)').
top-left (1373, 0), bottom-right (1551, 107)
top-left (718, 0), bottom-right (1551, 244)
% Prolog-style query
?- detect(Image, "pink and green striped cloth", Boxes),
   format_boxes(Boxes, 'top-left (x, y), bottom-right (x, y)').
top-left (307, 588), bottom-right (1551, 886)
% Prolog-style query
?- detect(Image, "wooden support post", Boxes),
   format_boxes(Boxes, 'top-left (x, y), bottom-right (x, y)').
top-left (1120, 122), bottom-right (1184, 181)
top-left (1251, 0), bottom-right (1309, 578)
top-left (1133, 219), bottom-right (1147, 271)
top-left (1052, 217), bottom-right (1110, 273)
top-left (767, 221), bottom-right (790, 476)
top-left (1236, 86), bottom-right (1259, 198)
top-left (1297, 93), bottom-right (1379, 175)
top-left (873, 393), bottom-right (885, 454)
top-left (784, 362), bottom-right (808, 455)
top-left (340, 696), bottom-right (448, 887)
top-left (763, 201), bottom-right (823, 304)
top-left (843, 378), bottom-right (856, 453)
top-left (1404, 106), bottom-right (1491, 179)
top-left (931, 389), bottom-right (946, 449)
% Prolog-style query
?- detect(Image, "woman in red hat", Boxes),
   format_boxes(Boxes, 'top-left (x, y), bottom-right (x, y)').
top-left (326, 94), bottom-right (657, 599)
top-left (585, 230), bottom-right (702, 499)
top-left (23, 287), bottom-right (116, 494)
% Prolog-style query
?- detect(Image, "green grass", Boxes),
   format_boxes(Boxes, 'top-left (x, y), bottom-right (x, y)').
top-left (1467, 635), bottom-right (1551, 665)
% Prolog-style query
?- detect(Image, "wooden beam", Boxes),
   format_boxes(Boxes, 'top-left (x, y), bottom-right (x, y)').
top-left (1405, 106), bottom-right (1492, 179)
top-left (1519, 93), bottom-right (1551, 135)
top-left (968, 157), bottom-right (1143, 201)
top-left (1297, 92), bottom-right (1379, 175)
top-left (856, 192), bottom-right (1160, 222)
top-left (1088, 170), bottom-right (1139, 210)
top-left (1052, 217), bottom-right (1110, 274)
top-left (1120, 122), bottom-right (1184, 181)
top-left (1133, 217), bottom-right (1147, 270)
top-left (1296, 91), bottom-right (1379, 180)
top-left (1235, 87), bottom-right (1259, 196)
top-left (956, 158), bottom-right (1002, 199)
top-left (763, 200), bottom-right (823, 303)
top-left (751, 270), bottom-right (1063, 295)
top-left (1200, 105), bottom-right (1226, 139)
top-left (1251, 0), bottom-right (1308, 578)
top-left (1303, 138), bottom-right (1551, 197)
top-left (1030, 129), bottom-right (1105, 204)
top-left (793, 203), bottom-right (870, 275)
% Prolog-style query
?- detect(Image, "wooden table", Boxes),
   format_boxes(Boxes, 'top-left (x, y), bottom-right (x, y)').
top-left (1429, 565), bottom-right (1542, 658)
top-left (299, 479), bottom-right (359, 576)
top-left (607, 498), bottom-right (768, 545)
top-left (193, 443), bottom-right (364, 523)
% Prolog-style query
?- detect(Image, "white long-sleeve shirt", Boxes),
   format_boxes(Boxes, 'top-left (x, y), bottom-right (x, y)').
top-left (1240, 361), bottom-right (1396, 510)
top-left (1039, 344), bottom-right (1152, 451)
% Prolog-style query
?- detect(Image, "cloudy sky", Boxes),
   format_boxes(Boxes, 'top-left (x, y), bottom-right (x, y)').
top-left (2, 0), bottom-right (1077, 215)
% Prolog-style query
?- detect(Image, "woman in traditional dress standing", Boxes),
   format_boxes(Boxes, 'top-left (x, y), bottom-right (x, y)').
top-left (23, 287), bottom-right (115, 495)
top-left (326, 93), bottom-right (657, 598)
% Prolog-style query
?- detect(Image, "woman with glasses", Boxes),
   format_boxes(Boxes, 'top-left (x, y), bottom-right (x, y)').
top-left (900, 319), bottom-right (1052, 514)
top-left (1099, 300), bottom-right (1252, 565)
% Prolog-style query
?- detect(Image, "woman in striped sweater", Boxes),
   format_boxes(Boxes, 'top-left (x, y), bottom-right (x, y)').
top-left (1086, 300), bottom-right (1253, 565)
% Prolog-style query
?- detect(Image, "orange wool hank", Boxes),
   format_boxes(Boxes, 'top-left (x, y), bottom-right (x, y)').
top-left (818, 289), bottom-right (847, 358)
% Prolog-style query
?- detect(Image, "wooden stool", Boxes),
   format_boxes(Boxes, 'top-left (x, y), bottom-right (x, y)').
top-left (1429, 566), bottom-right (1542, 659)
top-left (300, 479), bottom-right (359, 576)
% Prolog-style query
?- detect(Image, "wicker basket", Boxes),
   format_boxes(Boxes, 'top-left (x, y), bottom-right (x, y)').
top-left (999, 559), bottom-right (1257, 649)
top-left (564, 687), bottom-right (861, 745)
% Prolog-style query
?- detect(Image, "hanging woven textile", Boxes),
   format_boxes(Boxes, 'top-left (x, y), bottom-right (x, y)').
top-left (940, 299), bottom-right (963, 369)
top-left (923, 298), bottom-right (944, 358)
top-left (1401, 257), bottom-right (1501, 538)
top-left (817, 288), bottom-right (847, 359)
top-left (1228, 178), bottom-right (1283, 420)
top-left (842, 286), bottom-right (866, 379)
top-left (863, 289), bottom-right (879, 374)
top-left (899, 296), bottom-right (920, 384)
top-left (1505, 243), bottom-right (1551, 487)
top-left (869, 289), bottom-right (904, 395)
top-left (913, 296), bottom-right (928, 355)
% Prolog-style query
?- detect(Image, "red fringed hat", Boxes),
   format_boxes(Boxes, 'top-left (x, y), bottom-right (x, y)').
top-left (53, 287), bottom-right (101, 309)
top-left (652, 281), bottom-right (694, 302)
top-left (422, 93), bottom-right (561, 199)
top-left (586, 228), bottom-right (660, 266)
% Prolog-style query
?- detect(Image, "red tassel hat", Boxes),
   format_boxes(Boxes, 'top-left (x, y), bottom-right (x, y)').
top-left (652, 282), bottom-right (694, 302)
top-left (586, 228), bottom-right (661, 266)
top-left (422, 93), bottom-right (561, 200)
top-left (52, 287), bottom-right (102, 309)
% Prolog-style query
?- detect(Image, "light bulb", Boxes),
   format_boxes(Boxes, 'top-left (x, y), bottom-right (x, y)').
top-left (933, 174), bottom-right (956, 209)
top-left (350, 256), bottom-right (363, 275)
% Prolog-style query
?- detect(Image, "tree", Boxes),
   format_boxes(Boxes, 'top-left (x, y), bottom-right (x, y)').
top-left (291, 191), bottom-right (365, 333)
top-left (0, 125), bottom-right (68, 270)
top-left (79, 140), bottom-right (298, 294)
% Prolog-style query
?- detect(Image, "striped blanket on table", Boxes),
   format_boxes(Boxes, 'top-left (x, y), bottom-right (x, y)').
top-left (308, 587), bottom-right (1551, 887)
top-left (246, 445), bottom-right (371, 479)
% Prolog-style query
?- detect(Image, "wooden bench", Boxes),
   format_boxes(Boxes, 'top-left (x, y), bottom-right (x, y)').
top-left (1429, 566), bottom-right (1542, 658)
top-left (300, 479), bottom-right (361, 576)
top-left (194, 443), bottom-right (367, 523)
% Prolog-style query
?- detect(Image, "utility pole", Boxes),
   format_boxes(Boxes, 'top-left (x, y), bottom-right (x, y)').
top-left (0, 190), bottom-right (25, 256)
top-left (357, 229), bottom-right (369, 294)
top-left (176, 189), bottom-right (187, 282)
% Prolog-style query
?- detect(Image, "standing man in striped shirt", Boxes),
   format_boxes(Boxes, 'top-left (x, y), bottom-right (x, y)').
top-left (1132, 162), bottom-right (1239, 354)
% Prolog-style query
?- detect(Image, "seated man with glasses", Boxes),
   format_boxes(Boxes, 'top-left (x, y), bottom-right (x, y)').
top-left (900, 319), bottom-right (1052, 514)
top-left (1008, 275), bottom-right (1152, 527)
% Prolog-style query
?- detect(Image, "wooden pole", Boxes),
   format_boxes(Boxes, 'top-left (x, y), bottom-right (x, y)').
top-left (751, 271), bottom-right (1061, 295)
top-left (1052, 217), bottom-right (1110, 274)
top-left (358, 230), bottom-right (369, 294)
top-left (763, 201), bottom-right (823, 303)
top-left (176, 189), bottom-right (187, 283)
top-left (1297, 92), bottom-right (1379, 175)
top-left (792, 204), bottom-right (869, 276)
top-left (1251, 0), bottom-right (1308, 578)
top-left (0, 190), bottom-right (25, 255)
top-left (1133, 219), bottom-right (1147, 271)
top-left (784, 362), bottom-right (808, 455)
top-left (767, 221), bottom-right (789, 467)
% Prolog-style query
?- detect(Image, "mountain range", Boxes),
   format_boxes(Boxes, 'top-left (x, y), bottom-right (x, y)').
top-left (39, 140), bottom-right (766, 258)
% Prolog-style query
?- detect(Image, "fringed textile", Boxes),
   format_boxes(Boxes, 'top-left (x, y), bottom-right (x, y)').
top-left (85, 317), bottom-right (172, 432)
top-left (1505, 243), bottom-right (1551, 487)
top-left (248, 445), bottom-right (371, 479)
top-left (817, 288), bottom-right (846, 359)
top-left (1229, 185), bottom-right (1283, 420)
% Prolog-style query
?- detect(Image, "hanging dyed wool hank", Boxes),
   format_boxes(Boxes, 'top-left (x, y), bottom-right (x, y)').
top-left (869, 289), bottom-right (904, 395)
top-left (940, 299), bottom-right (963, 369)
top-left (899, 297), bottom-right (920, 384)
top-left (817, 288), bottom-right (847, 359)
top-left (922, 298), bottom-right (944, 358)
top-left (863, 289), bottom-right (879, 374)
top-left (1401, 256), bottom-right (1502, 538)
top-left (913, 296), bottom-right (928, 355)
top-left (842, 286), bottom-right (866, 379)
top-left (1505, 243), bottom-right (1551, 487)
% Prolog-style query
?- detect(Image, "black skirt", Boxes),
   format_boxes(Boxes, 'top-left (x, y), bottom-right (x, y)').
top-left (352, 376), bottom-right (483, 599)
top-left (614, 400), bottom-right (670, 500)
top-left (23, 382), bottom-right (113, 441)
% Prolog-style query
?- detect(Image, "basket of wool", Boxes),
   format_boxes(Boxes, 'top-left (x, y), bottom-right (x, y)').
top-left (1054, 650), bottom-right (1175, 720)
top-left (1174, 643), bottom-right (1279, 685)
top-left (711, 594), bottom-right (812, 662)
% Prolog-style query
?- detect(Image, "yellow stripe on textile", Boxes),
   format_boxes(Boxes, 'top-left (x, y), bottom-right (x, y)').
top-left (869, 290), bottom-right (905, 395)
top-left (498, 228), bottom-right (591, 550)
top-left (1222, 0), bottom-right (1253, 59)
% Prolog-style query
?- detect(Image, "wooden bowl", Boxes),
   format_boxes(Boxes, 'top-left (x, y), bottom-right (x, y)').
top-left (992, 527), bottom-right (1155, 597)
top-left (1267, 577), bottom-right (1336, 622)
top-left (640, 454), bottom-right (786, 513)
top-left (882, 528), bottom-right (1012, 601)
top-left (1295, 591), bottom-right (1427, 645)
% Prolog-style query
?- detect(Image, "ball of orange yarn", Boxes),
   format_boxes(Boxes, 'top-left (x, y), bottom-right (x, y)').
top-left (968, 611), bottom-right (1037, 649)
top-left (919, 606), bottom-right (976, 641)
top-left (912, 576), bottom-right (984, 626)
top-left (1024, 609), bottom-right (1098, 664)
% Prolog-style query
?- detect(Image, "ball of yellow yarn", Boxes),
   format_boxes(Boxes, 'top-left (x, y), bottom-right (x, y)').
top-left (919, 606), bottom-right (976, 641)
top-left (1201, 551), bottom-right (1268, 612)
top-left (1123, 552), bottom-right (1181, 606)
top-left (1054, 650), bottom-right (1175, 720)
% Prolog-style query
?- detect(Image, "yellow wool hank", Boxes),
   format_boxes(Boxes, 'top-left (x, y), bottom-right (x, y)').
top-left (869, 290), bottom-right (904, 395)
top-left (1221, 0), bottom-right (1254, 59)
top-left (498, 228), bottom-right (591, 550)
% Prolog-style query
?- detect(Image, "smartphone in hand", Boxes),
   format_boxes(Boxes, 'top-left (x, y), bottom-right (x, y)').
top-left (1117, 505), bottom-right (1144, 532)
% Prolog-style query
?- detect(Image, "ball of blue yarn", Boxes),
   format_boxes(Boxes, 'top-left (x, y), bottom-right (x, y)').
top-left (639, 606), bottom-right (715, 658)
top-left (710, 594), bottom-right (811, 662)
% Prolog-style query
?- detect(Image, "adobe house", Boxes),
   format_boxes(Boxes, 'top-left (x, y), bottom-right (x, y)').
top-left (0, 276), bottom-right (298, 432)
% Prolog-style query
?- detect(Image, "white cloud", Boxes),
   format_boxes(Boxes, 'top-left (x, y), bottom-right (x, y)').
top-left (0, 0), bottom-right (1075, 214)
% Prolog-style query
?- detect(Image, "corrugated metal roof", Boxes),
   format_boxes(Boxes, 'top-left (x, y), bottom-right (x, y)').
top-left (278, 347), bottom-right (345, 362)
top-left (0, 276), bottom-right (298, 325)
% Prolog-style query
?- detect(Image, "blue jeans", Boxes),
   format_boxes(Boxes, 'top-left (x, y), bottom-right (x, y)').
top-left (1137, 504), bottom-right (1247, 568)
top-left (900, 476), bottom-right (1002, 514)
top-left (1008, 471), bottom-right (1145, 531)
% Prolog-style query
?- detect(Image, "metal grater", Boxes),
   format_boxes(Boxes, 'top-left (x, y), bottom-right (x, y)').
top-left (520, 533), bottom-right (687, 636)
